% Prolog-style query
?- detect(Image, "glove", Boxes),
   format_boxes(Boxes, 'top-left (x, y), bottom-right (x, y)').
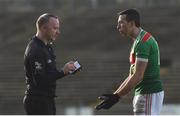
top-left (95, 94), bottom-right (120, 110)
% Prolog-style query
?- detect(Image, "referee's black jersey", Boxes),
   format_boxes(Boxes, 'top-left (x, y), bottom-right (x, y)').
top-left (24, 36), bottom-right (65, 97)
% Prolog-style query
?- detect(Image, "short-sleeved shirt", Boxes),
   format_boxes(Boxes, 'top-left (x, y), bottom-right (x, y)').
top-left (129, 28), bottom-right (163, 95)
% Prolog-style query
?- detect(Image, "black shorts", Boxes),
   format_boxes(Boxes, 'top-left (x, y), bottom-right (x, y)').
top-left (23, 95), bottom-right (56, 115)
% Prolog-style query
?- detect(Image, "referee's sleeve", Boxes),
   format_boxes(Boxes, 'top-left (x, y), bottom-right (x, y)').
top-left (30, 51), bottom-right (65, 85)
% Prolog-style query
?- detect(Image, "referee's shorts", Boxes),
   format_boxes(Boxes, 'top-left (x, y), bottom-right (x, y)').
top-left (23, 95), bottom-right (56, 115)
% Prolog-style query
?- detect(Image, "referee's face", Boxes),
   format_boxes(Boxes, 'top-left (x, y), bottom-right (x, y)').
top-left (117, 15), bottom-right (133, 38)
top-left (45, 17), bottom-right (60, 42)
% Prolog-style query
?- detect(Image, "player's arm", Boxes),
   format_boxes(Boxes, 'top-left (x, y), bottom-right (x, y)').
top-left (95, 58), bottom-right (148, 110)
top-left (114, 58), bottom-right (148, 96)
top-left (115, 76), bottom-right (130, 93)
top-left (95, 40), bottom-right (151, 110)
top-left (114, 39), bottom-right (150, 96)
top-left (113, 62), bottom-right (136, 94)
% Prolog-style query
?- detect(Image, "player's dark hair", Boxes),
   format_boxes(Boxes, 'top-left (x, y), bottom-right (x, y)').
top-left (36, 13), bottom-right (58, 28)
top-left (118, 9), bottom-right (140, 27)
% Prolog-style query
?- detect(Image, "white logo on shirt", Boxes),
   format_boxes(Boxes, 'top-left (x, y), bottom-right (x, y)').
top-left (35, 61), bottom-right (42, 70)
top-left (47, 59), bottom-right (52, 63)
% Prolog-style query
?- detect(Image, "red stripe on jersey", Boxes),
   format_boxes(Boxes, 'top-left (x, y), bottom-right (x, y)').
top-left (130, 52), bottom-right (135, 64)
top-left (142, 32), bottom-right (151, 42)
top-left (150, 94), bottom-right (152, 115)
top-left (145, 95), bottom-right (148, 115)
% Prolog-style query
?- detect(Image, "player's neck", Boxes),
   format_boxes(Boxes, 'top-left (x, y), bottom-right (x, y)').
top-left (131, 27), bottom-right (141, 40)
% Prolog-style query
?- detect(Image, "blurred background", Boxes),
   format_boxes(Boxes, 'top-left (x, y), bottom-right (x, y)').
top-left (0, 0), bottom-right (180, 115)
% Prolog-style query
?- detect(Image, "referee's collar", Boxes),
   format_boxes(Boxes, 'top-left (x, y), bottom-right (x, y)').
top-left (33, 36), bottom-right (47, 47)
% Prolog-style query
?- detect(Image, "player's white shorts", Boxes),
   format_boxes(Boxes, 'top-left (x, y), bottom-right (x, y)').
top-left (133, 91), bottom-right (164, 115)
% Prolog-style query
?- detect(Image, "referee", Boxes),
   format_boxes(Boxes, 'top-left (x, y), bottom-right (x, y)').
top-left (23, 13), bottom-right (77, 115)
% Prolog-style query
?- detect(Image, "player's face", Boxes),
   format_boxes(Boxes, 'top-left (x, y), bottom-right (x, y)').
top-left (117, 15), bottom-right (133, 38)
top-left (45, 17), bottom-right (60, 42)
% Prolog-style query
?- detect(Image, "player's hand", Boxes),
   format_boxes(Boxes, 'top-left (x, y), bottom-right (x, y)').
top-left (95, 94), bottom-right (120, 110)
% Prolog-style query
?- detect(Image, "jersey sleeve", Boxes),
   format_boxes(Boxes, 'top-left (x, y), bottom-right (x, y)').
top-left (135, 41), bottom-right (150, 59)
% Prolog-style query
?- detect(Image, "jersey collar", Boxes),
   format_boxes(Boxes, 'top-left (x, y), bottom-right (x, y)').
top-left (136, 28), bottom-right (143, 40)
top-left (33, 36), bottom-right (47, 47)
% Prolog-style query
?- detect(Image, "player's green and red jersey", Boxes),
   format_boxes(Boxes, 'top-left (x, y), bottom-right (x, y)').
top-left (129, 28), bottom-right (163, 95)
